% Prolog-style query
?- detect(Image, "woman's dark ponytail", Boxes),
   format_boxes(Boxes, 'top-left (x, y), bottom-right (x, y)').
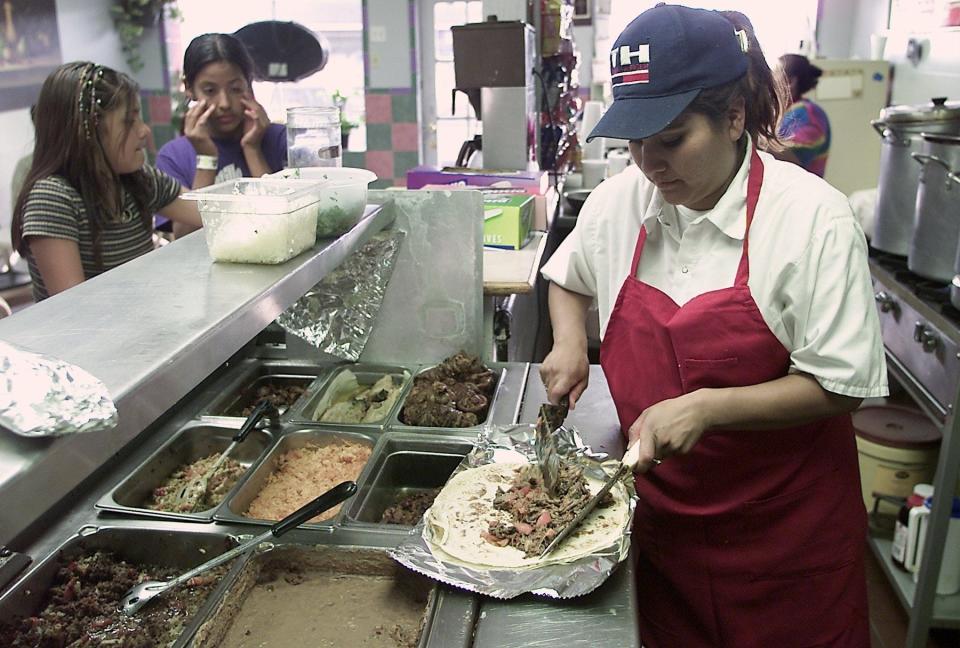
top-left (687, 10), bottom-right (789, 150)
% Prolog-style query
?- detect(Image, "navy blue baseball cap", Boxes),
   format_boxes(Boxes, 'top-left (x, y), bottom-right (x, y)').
top-left (587, 4), bottom-right (749, 142)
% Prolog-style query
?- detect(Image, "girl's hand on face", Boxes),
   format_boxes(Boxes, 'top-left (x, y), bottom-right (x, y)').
top-left (627, 392), bottom-right (710, 472)
top-left (184, 99), bottom-right (218, 156)
top-left (240, 97), bottom-right (269, 148)
top-left (540, 343), bottom-right (590, 409)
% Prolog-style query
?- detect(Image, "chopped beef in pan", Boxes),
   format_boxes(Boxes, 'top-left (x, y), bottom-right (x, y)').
top-left (484, 463), bottom-right (614, 557)
top-left (238, 382), bottom-right (307, 416)
top-left (380, 489), bottom-right (441, 525)
top-left (0, 550), bottom-right (227, 648)
top-left (400, 352), bottom-right (496, 427)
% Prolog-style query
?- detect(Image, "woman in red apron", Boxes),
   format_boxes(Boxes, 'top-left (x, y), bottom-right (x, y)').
top-left (541, 6), bottom-right (886, 647)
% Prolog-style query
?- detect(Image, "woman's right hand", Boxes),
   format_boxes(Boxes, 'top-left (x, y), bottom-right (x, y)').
top-left (184, 99), bottom-right (218, 156)
top-left (540, 342), bottom-right (590, 409)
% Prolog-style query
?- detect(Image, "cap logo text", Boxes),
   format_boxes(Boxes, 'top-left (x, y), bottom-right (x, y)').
top-left (611, 43), bottom-right (651, 87)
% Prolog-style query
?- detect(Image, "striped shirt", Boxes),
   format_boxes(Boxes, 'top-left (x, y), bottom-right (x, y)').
top-left (778, 99), bottom-right (831, 178)
top-left (21, 165), bottom-right (180, 301)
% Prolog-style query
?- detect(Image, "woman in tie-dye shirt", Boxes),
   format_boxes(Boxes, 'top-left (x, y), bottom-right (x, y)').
top-left (776, 54), bottom-right (831, 177)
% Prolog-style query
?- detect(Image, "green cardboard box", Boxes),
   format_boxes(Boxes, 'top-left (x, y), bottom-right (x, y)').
top-left (482, 193), bottom-right (534, 249)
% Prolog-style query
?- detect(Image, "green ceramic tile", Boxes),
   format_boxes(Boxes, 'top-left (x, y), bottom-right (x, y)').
top-left (393, 151), bottom-right (419, 177)
top-left (151, 124), bottom-right (176, 149)
top-left (366, 123), bottom-right (393, 151)
top-left (140, 98), bottom-right (151, 123)
top-left (391, 93), bottom-right (418, 123)
top-left (343, 151), bottom-right (366, 168)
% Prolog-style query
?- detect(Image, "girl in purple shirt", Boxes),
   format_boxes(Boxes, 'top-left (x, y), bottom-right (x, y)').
top-left (156, 33), bottom-right (287, 235)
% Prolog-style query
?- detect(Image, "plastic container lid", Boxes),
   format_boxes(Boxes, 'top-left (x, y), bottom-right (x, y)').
top-left (913, 483), bottom-right (935, 499)
top-left (852, 405), bottom-right (941, 449)
top-left (182, 178), bottom-right (326, 214)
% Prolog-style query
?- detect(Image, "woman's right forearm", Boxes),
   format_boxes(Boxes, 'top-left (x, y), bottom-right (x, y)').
top-left (548, 282), bottom-right (592, 350)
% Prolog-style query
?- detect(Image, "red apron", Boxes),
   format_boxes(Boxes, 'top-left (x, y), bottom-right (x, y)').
top-left (600, 148), bottom-right (869, 647)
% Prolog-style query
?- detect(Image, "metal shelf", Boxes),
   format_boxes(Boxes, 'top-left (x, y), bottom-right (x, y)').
top-left (0, 204), bottom-right (394, 545)
top-left (870, 259), bottom-right (960, 646)
top-left (868, 535), bottom-right (960, 629)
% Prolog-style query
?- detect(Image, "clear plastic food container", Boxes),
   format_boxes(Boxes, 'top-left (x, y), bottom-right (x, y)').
top-left (269, 167), bottom-right (377, 237)
top-left (183, 178), bottom-right (322, 264)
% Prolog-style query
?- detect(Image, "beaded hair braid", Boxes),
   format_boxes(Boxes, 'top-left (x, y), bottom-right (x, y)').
top-left (77, 63), bottom-right (104, 140)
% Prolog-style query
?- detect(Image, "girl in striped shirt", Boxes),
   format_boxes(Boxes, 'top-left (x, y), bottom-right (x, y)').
top-left (11, 62), bottom-right (201, 301)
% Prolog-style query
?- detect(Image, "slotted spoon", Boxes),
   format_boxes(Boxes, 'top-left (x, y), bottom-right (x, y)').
top-left (122, 480), bottom-right (357, 616)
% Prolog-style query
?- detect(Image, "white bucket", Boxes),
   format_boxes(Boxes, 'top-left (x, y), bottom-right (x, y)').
top-left (853, 405), bottom-right (940, 515)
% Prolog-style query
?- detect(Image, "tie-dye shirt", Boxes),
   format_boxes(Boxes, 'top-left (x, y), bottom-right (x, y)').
top-left (778, 99), bottom-right (831, 177)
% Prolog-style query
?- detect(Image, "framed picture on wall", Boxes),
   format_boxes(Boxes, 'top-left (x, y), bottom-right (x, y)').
top-left (0, 0), bottom-right (62, 111)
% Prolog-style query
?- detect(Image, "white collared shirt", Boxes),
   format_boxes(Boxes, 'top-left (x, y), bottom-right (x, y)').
top-left (541, 138), bottom-right (888, 398)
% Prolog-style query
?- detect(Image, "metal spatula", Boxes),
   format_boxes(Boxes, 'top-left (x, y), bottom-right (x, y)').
top-left (172, 399), bottom-right (278, 512)
top-left (122, 480), bottom-right (358, 616)
top-left (539, 442), bottom-right (643, 558)
top-left (535, 396), bottom-right (569, 497)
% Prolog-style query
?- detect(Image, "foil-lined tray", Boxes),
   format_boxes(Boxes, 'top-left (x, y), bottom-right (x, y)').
top-left (388, 424), bottom-right (637, 600)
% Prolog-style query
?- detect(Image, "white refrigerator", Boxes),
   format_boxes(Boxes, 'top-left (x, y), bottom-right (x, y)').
top-left (808, 59), bottom-right (892, 196)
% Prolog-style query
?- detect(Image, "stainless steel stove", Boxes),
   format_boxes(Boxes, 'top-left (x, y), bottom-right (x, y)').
top-left (870, 250), bottom-right (960, 419)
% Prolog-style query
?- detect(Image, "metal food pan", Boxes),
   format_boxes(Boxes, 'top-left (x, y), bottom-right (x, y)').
top-left (96, 422), bottom-right (275, 522)
top-left (344, 433), bottom-right (473, 530)
top-left (200, 361), bottom-right (325, 421)
top-left (189, 544), bottom-right (438, 648)
top-left (392, 362), bottom-right (508, 432)
top-left (288, 363), bottom-right (416, 429)
top-left (215, 428), bottom-right (377, 530)
top-left (0, 525), bottom-right (242, 648)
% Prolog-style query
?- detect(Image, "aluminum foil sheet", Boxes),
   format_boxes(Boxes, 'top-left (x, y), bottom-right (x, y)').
top-left (388, 423), bottom-right (637, 600)
top-left (0, 341), bottom-right (117, 438)
top-left (278, 230), bottom-right (404, 361)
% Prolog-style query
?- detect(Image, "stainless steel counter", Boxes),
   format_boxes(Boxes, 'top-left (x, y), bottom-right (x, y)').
top-left (0, 204), bottom-right (394, 545)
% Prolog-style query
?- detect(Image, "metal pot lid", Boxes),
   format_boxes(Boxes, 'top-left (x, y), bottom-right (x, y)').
top-left (879, 97), bottom-right (960, 125)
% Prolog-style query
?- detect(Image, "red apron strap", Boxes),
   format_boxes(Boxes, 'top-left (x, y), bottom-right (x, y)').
top-left (734, 146), bottom-right (764, 286)
top-left (630, 222), bottom-right (648, 277)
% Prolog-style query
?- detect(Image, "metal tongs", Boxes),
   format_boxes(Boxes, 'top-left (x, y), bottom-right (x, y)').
top-left (535, 396), bottom-right (569, 497)
top-left (540, 442), bottom-right (643, 557)
top-left (172, 399), bottom-right (279, 511)
top-left (121, 480), bottom-right (358, 616)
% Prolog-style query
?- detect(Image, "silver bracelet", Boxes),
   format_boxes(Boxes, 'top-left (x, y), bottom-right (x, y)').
top-left (196, 154), bottom-right (219, 171)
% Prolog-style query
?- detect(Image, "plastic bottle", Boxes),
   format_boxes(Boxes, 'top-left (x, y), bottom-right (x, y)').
top-left (892, 483), bottom-right (934, 570)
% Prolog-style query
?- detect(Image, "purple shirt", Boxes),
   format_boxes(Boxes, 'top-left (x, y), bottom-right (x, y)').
top-left (154, 123), bottom-right (288, 227)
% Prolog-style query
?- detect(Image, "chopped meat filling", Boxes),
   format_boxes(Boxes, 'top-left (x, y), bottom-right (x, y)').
top-left (236, 382), bottom-right (308, 417)
top-left (380, 489), bottom-right (441, 526)
top-left (484, 463), bottom-right (613, 557)
top-left (400, 352), bottom-right (496, 428)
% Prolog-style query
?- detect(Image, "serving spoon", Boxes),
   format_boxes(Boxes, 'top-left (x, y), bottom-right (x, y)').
top-left (121, 480), bottom-right (357, 616)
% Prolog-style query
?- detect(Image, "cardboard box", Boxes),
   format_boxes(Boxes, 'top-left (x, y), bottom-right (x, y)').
top-left (483, 194), bottom-right (533, 249)
top-left (406, 166), bottom-right (549, 195)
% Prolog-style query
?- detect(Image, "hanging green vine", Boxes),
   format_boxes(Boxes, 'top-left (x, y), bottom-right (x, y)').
top-left (110, 0), bottom-right (180, 72)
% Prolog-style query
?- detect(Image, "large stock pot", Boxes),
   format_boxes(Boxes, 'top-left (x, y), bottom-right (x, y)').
top-left (872, 98), bottom-right (960, 256)
top-left (909, 134), bottom-right (960, 282)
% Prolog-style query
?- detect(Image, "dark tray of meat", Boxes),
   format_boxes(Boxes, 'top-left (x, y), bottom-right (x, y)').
top-left (396, 353), bottom-right (505, 429)
top-left (0, 526), bottom-right (240, 648)
top-left (201, 362), bottom-right (322, 420)
top-left (344, 433), bottom-right (472, 530)
top-left (96, 422), bottom-right (276, 522)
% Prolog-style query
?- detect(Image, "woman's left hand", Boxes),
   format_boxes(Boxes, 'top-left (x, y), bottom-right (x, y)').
top-left (240, 97), bottom-right (269, 148)
top-left (627, 391), bottom-right (711, 472)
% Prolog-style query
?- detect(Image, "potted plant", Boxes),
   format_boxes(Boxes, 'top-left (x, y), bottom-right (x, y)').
top-left (332, 89), bottom-right (359, 150)
top-left (110, 0), bottom-right (180, 72)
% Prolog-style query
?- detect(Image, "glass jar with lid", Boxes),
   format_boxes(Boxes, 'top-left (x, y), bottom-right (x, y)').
top-left (286, 106), bottom-right (342, 168)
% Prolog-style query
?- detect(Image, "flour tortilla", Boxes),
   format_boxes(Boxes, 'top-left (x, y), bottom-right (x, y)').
top-left (423, 461), bottom-right (629, 570)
